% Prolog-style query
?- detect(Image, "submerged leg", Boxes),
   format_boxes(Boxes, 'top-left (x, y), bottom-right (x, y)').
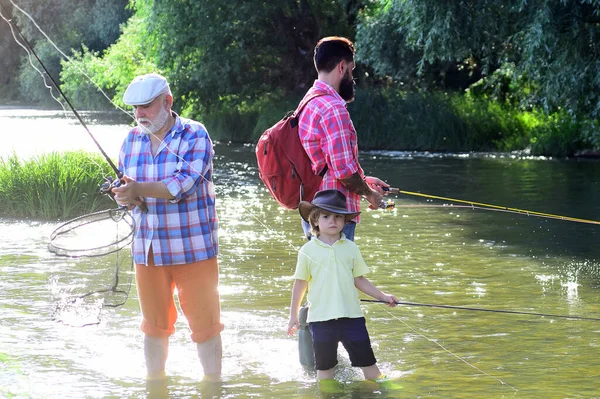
top-left (144, 335), bottom-right (169, 380)
top-left (361, 364), bottom-right (382, 380)
top-left (196, 333), bottom-right (222, 381)
top-left (316, 367), bottom-right (335, 380)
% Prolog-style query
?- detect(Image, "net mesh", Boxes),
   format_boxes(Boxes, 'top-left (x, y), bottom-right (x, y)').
top-left (48, 207), bottom-right (135, 326)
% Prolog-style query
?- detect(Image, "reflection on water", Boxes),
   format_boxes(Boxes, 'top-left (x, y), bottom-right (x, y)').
top-left (0, 107), bottom-right (131, 159)
top-left (1, 110), bottom-right (600, 397)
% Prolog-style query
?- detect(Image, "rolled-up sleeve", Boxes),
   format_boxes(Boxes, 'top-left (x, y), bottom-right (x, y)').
top-left (163, 133), bottom-right (213, 202)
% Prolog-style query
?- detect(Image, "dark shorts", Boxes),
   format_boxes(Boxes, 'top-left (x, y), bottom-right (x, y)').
top-left (309, 317), bottom-right (376, 370)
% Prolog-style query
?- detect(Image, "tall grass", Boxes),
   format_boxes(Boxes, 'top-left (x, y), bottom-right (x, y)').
top-left (0, 152), bottom-right (116, 220)
top-left (348, 88), bottom-right (535, 152)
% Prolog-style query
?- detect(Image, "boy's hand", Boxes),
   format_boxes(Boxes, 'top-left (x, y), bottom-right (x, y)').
top-left (287, 316), bottom-right (299, 336)
top-left (381, 294), bottom-right (398, 307)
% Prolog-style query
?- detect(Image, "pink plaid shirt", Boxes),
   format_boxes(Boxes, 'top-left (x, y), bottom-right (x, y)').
top-left (298, 80), bottom-right (365, 221)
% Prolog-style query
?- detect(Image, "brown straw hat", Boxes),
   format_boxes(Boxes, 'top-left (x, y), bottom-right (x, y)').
top-left (298, 189), bottom-right (360, 223)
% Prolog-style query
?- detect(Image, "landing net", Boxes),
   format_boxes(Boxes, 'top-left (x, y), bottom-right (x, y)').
top-left (48, 207), bottom-right (135, 326)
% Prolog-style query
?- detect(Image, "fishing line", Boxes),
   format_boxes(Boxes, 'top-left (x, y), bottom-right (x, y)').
top-left (5, 0), bottom-right (134, 118)
top-left (385, 188), bottom-right (600, 225)
top-left (0, 2), bottom-right (66, 111)
top-left (375, 305), bottom-right (518, 392)
top-left (5, 0), bottom-right (595, 230)
top-left (361, 299), bottom-right (600, 321)
top-left (2, 2), bottom-right (225, 331)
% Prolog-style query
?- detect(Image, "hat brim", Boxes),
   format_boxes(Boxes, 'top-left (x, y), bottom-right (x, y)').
top-left (298, 201), bottom-right (360, 223)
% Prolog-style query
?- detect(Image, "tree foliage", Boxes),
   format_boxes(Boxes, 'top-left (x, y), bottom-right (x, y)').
top-left (0, 1), bottom-right (23, 100)
top-left (4, 0), bottom-right (600, 153)
top-left (143, 0), bottom-right (362, 115)
top-left (60, 1), bottom-right (158, 109)
top-left (3, 0), bottom-right (131, 104)
top-left (356, 0), bottom-right (600, 146)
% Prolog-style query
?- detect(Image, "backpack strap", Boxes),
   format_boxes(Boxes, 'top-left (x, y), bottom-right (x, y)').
top-left (292, 91), bottom-right (329, 178)
top-left (293, 91), bottom-right (327, 118)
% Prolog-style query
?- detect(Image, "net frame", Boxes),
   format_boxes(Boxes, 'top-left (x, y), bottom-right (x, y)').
top-left (48, 207), bottom-right (135, 257)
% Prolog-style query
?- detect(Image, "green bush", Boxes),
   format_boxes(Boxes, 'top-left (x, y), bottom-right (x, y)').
top-left (349, 89), bottom-right (467, 151)
top-left (202, 107), bottom-right (260, 143)
top-left (0, 152), bottom-right (116, 220)
top-left (529, 112), bottom-right (587, 157)
top-left (349, 88), bottom-right (532, 152)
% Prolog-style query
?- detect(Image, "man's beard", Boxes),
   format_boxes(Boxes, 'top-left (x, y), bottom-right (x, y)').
top-left (137, 106), bottom-right (170, 135)
top-left (339, 72), bottom-right (355, 103)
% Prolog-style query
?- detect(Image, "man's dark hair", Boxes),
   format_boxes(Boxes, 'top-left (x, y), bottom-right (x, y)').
top-left (313, 36), bottom-right (355, 73)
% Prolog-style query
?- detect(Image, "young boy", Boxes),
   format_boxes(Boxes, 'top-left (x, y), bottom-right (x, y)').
top-left (287, 189), bottom-right (398, 383)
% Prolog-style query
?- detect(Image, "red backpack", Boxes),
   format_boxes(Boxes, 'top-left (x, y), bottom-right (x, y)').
top-left (255, 93), bottom-right (328, 209)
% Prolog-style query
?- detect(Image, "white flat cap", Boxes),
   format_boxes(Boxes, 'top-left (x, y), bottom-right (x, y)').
top-left (123, 73), bottom-right (171, 106)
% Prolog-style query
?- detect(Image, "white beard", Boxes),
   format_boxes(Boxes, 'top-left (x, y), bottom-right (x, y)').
top-left (137, 106), bottom-right (170, 135)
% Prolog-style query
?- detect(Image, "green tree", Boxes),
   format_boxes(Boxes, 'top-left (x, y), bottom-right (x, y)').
top-left (356, 0), bottom-right (600, 146)
top-left (145, 0), bottom-right (359, 115)
top-left (60, 1), bottom-right (157, 110)
top-left (6, 0), bottom-right (131, 105)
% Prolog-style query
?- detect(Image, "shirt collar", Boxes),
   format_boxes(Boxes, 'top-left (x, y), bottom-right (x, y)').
top-left (311, 232), bottom-right (347, 247)
top-left (169, 111), bottom-right (183, 137)
top-left (313, 80), bottom-right (345, 104)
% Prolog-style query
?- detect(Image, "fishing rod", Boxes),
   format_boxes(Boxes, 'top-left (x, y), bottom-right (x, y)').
top-left (0, 2), bottom-right (147, 211)
top-left (361, 299), bottom-right (600, 321)
top-left (384, 187), bottom-right (600, 225)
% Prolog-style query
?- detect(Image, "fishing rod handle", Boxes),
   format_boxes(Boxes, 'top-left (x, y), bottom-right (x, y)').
top-left (137, 201), bottom-right (149, 213)
top-left (383, 187), bottom-right (400, 194)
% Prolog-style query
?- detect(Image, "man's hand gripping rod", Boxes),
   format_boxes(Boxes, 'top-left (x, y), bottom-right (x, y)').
top-left (100, 176), bottom-right (148, 213)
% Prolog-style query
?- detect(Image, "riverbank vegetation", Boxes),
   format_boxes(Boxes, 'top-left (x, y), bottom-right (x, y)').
top-left (2, 0), bottom-right (600, 157)
top-left (0, 152), bottom-right (115, 219)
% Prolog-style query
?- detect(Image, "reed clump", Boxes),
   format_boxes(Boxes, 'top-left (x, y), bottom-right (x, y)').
top-left (0, 151), bottom-right (116, 220)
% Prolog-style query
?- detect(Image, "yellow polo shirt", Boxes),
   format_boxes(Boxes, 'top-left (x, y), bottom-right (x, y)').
top-left (293, 234), bottom-right (370, 323)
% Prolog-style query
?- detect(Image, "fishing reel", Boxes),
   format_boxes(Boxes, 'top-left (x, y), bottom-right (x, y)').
top-left (378, 186), bottom-right (398, 210)
top-left (99, 176), bottom-right (122, 203)
top-left (100, 176), bottom-right (148, 213)
top-left (379, 199), bottom-right (396, 210)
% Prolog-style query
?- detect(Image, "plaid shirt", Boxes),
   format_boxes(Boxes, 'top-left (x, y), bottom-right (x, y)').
top-left (118, 114), bottom-right (218, 266)
top-left (298, 80), bottom-right (365, 220)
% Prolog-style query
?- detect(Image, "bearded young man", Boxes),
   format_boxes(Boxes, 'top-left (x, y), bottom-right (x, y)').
top-left (298, 36), bottom-right (390, 242)
top-left (111, 73), bottom-right (223, 382)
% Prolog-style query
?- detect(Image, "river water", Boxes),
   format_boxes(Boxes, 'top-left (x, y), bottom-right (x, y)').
top-left (1, 108), bottom-right (600, 398)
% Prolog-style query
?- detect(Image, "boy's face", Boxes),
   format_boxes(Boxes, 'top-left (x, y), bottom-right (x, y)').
top-left (316, 211), bottom-right (345, 237)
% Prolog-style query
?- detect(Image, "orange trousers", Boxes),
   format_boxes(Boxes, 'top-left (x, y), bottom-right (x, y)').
top-left (135, 253), bottom-right (224, 343)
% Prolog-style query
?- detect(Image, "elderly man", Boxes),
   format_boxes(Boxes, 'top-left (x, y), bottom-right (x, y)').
top-left (112, 73), bottom-right (223, 381)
